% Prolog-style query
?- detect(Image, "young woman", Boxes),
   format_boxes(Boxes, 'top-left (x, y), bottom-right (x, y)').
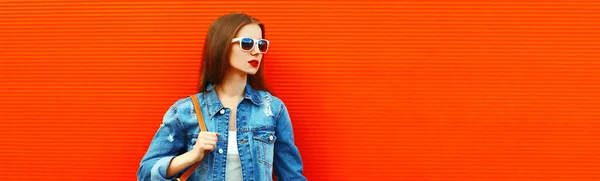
top-left (137, 13), bottom-right (306, 181)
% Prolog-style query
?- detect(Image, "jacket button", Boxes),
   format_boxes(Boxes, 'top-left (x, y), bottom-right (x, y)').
top-left (269, 135), bottom-right (274, 141)
top-left (219, 109), bottom-right (225, 114)
top-left (218, 148), bottom-right (224, 154)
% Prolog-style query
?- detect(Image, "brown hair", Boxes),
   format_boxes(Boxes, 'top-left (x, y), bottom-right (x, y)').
top-left (198, 12), bottom-right (269, 93)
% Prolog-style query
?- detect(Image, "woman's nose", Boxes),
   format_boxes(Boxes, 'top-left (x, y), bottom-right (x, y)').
top-left (250, 44), bottom-right (261, 55)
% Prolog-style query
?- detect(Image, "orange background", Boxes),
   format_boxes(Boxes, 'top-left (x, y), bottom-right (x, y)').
top-left (2, 1), bottom-right (600, 180)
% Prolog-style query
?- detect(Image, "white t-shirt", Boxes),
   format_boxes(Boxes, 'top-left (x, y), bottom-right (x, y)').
top-left (226, 131), bottom-right (242, 181)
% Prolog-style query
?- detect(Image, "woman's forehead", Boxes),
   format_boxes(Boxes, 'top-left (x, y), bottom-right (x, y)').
top-left (235, 24), bottom-right (263, 39)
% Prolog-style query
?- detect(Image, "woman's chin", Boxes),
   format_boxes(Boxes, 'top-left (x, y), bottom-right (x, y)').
top-left (245, 68), bottom-right (259, 75)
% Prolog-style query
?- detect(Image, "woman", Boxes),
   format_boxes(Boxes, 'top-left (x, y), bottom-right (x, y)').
top-left (137, 13), bottom-right (307, 181)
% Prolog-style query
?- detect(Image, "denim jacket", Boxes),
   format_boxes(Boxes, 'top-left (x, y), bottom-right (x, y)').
top-left (137, 84), bottom-right (307, 181)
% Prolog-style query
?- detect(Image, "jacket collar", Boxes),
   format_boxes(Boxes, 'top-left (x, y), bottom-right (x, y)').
top-left (203, 83), bottom-right (264, 117)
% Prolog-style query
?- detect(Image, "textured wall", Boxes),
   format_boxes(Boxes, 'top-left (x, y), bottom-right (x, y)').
top-left (1, 1), bottom-right (600, 180)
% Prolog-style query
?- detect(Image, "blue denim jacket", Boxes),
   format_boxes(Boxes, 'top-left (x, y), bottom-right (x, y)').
top-left (137, 84), bottom-right (307, 181)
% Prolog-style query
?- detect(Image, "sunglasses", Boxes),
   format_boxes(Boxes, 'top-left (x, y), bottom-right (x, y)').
top-left (231, 37), bottom-right (270, 53)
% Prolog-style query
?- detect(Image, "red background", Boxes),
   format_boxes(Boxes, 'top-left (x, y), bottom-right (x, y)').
top-left (1, 1), bottom-right (600, 180)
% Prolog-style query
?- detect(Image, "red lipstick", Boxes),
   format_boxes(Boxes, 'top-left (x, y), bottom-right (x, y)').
top-left (248, 60), bottom-right (259, 67)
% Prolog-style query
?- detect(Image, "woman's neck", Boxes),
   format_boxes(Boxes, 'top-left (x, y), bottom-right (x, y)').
top-left (217, 69), bottom-right (247, 99)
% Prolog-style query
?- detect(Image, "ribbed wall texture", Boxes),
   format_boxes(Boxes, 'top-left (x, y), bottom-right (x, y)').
top-left (1, 1), bottom-right (600, 180)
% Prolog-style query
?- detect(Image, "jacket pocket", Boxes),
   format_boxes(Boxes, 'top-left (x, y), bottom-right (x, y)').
top-left (252, 130), bottom-right (277, 168)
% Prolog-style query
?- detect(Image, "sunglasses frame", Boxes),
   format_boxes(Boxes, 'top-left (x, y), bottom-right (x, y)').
top-left (231, 37), bottom-right (270, 53)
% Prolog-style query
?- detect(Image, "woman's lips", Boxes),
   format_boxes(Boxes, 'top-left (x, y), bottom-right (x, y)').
top-left (248, 60), bottom-right (259, 67)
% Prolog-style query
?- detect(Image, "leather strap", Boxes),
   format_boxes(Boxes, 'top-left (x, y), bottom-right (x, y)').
top-left (178, 95), bottom-right (207, 181)
top-left (189, 95), bottom-right (207, 132)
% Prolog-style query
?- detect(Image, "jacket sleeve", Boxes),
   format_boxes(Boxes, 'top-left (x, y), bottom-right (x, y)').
top-left (137, 104), bottom-right (187, 181)
top-left (273, 102), bottom-right (308, 181)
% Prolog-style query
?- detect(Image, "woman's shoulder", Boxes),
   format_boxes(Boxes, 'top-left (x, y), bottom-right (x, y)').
top-left (167, 92), bottom-right (207, 113)
top-left (252, 90), bottom-right (289, 118)
top-left (251, 89), bottom-right (284, 105)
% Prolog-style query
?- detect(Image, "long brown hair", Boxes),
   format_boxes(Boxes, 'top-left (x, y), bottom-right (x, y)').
top-left (198, 13), bottom-right (269, 93)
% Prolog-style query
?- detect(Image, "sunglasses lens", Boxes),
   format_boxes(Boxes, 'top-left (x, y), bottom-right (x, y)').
top-left (240, 38), bottom-right (254, 51)
top-left (257, 40), bottom-right (268, 52)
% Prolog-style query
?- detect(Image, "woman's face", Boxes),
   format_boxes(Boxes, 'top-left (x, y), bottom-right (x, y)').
top-left (229, 24), bottom-right (264, 75)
